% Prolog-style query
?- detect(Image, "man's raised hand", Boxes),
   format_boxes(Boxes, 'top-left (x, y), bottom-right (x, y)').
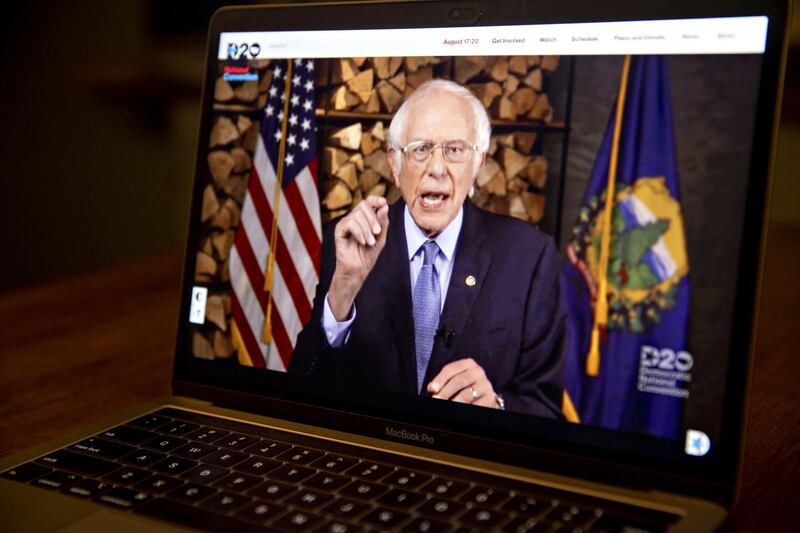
top-left (328, 196), bottom-right (390, 320)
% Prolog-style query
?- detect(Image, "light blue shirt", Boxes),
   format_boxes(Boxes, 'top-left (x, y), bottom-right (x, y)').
top-left (322, 205), bottom-right (463, 348)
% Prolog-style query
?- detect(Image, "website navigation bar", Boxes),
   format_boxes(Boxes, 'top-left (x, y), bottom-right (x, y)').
top-left (219, 16), bottom-right (768, 59)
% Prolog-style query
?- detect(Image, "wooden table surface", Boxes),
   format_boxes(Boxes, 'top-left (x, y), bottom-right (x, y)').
top-left (0, 225), bottom-right (797, 531)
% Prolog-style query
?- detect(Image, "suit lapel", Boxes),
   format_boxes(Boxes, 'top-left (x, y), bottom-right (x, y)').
top-left (379, 201), bottom-right (417, 393)
top-left (426, 201), bottom-right (492, 379)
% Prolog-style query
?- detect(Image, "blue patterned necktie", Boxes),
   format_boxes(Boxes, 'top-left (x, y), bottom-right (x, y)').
top-left (413, 240), bottom-right (441, 393)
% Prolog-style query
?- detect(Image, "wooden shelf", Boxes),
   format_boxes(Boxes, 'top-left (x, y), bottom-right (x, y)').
top-left (314, 109), bottom-right (567, 132)
top-left (315, 109), bottom-right (393, 121)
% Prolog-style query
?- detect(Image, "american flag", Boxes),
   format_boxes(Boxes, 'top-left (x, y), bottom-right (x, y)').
top-left (229, 58), bottom-right (321, 371)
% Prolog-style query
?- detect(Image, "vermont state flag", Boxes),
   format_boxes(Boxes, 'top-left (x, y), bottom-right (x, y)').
top-left (563, 56), bottom-right (691, 439)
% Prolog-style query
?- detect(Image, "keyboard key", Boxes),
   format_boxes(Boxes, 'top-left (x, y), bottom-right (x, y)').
top-left (235, 500), bottom-right (286, 524)
top-left (244, 439), bottom-right (291, 458)
top-left (304, 471), bottom-right (349, 492)
top-left (32, 469), bottom-right (81, 491)
top-left (340, 480), bottom-right (387, 501)
top-left (275, 446), bottom-right (325, 465)
top-left (549, 503), bottom-right (592, 527)
top-left (200, 491), bottom-right (252, 514)
top-left (135, 474), bottom-right (184, 494)
top-left (172, 442), bottom-right (216, 460)
top-left (158, 421), bottom-right (199, 436)
top-left (363, 506), bottom-right (410, 528)
top-left (64, 478), bottom-right (112, 499)
top-left (203, 449), bottom-right (248, 468)
top-left (376, 488), bottom-right (425, 509)
top-left (459, 506), bottom-right (506, 527)
top-left (502, 515), bottom-right (546, 533)
top-left (383, 469), bottom-right (431, 489)
top-left (346, 461), bottom-right (394, 481)
top-left (420, 478), bottom-right (469, 498)
top-left (167, 483), bottom-right (217, 504)
top-left (417, 497), bottom-right (465, 519)
top-left (2, 462), bottom-right (51, 482)
top-left (70, 437), bottom-right (136, 460)
top-left (99, 425), bottom-right (153, 445)
top-left (322, 498), bottom-right (371, 520)
top-left (273, 510), bottom-right (324, 531)
top-left (129, 414), bottom-right (171, 429)
top-left (310, 453), bottom-right (359, 473)
top-left (215, 472), bottom-right (262, 492)
top-left (249, 480), bottom-right (297, 502)
top-left (152, 457), bottom-right (197, 475)
top-left (233, 456), bottom-right (280, 476)
top-left (503, 494), bottom-right (545, 516)
top-left (313, 520), bottom-right (360, 533)
top-left (213, 433), bottom-right (260, 450)
top-left (185, 427), bottom-right (230, 443)
top-left (268, 463), bottom-right (314, 484)
top-left (183, 464), bottom-right (229, 484)
top-left (404, 517), bottom-right (450, 533)
top-left (142, 435), bottom-right (187, 452)
top-left (96, 486), bottom-right (151, 510)
top-left (36, 449), bottom-right (120, 477)
top-left (120, 449), bottom-right (166, 466)
top-left (103, 465), bottom-right (152, 485)
top-left (284, 488), bottom-right (333, 510)
top-left (462, 485), bottom-right (510, 507)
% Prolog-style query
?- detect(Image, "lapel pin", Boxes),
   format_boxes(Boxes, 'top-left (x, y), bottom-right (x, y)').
top-left (465, 275), bottom-right (476, 287)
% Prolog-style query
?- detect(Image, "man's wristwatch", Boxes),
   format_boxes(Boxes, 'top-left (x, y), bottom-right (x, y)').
top-left (495, 393), bottom-right (506, 410)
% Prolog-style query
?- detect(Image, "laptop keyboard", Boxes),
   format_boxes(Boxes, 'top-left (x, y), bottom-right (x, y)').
top-left (2, 407), bottom-right (677, 532)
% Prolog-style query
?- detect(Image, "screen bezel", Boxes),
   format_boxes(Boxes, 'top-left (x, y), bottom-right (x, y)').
top-left (172, 0), bottom-right (789, 506)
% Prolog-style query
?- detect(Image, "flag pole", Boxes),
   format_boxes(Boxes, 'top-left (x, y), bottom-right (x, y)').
top-left (586, 55), bottom-right (631, 377)
top-left (262, 60), bottom-right (293, 344)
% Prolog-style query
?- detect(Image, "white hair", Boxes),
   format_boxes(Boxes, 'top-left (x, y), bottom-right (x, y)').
top-left (387, 79), bottom-right (492, 155)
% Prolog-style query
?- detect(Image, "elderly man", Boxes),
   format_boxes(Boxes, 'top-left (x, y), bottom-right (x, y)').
top-left (289, 79), bottom-right (565, 417)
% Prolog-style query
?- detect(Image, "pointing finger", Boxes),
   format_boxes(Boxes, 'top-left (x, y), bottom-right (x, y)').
top-left (357, 200), bottom-right (382, 235)
top-left (351, 210), bottom-right (376, 246)
top-left (364, 195), bottom-right (388, 210)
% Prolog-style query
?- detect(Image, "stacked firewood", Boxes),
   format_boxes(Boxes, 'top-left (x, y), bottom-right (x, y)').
top-left (320, 121), bottom-right (403, 223)
top-left (193, 59), bottom-right (275, 359)
top-left (472, 133), bottom-right (548, 223)
top-left (320, 56), bottom-right (445, 113)
top-left (213, 59), bottom-right (275, 112)
top-left (191, 293), bottom-right (234, 361)
top-left (316, 55), bottom-right (558, 121)
top-left (458, 55), bottom-right (559, 122)
top-left (318, 55), bottom-right (558, 224)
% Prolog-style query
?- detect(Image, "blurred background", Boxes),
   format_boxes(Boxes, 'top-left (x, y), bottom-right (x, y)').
top-left (0, 0), bottom-right (797, 294)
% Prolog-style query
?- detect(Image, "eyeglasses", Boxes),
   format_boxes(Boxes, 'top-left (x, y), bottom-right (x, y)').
top-left (399, 140), bottom-right (479, 163)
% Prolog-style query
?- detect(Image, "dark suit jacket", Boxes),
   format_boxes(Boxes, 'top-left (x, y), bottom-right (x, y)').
top-left (289, 199), bottom-right (566, 418)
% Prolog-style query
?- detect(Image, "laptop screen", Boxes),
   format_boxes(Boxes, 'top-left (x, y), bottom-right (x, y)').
top-left (177, 6), bottom-right (776, 484)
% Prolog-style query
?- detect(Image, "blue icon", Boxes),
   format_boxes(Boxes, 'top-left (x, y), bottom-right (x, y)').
top-left (685, 429), bottom-right (711, 456)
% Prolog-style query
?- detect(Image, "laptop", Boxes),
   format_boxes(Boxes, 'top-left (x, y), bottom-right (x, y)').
top-left (0, 0), bottom-right (789, 531)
